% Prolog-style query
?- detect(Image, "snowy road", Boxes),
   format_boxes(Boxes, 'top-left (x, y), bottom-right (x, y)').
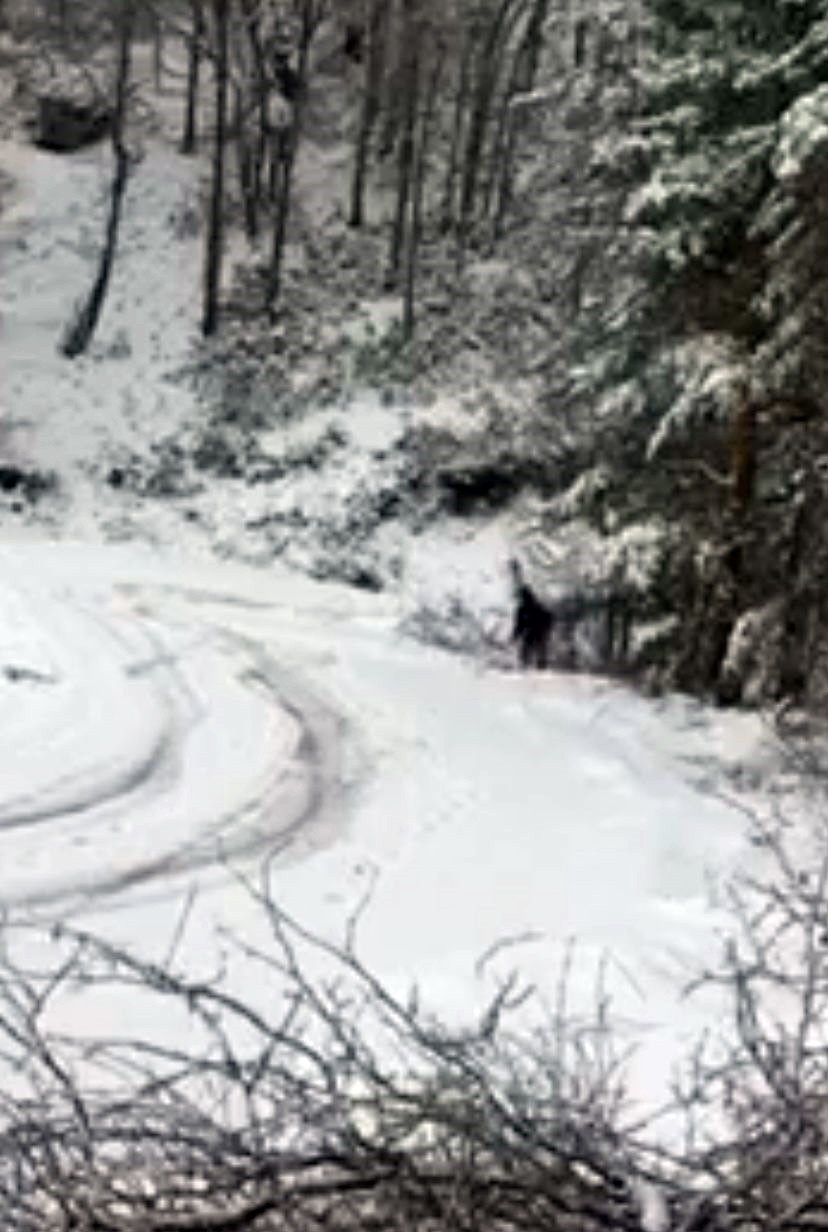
top-left (0, 542), bottom-right (349, 905)
top-left (0, 539), bottom-right (770, 1116)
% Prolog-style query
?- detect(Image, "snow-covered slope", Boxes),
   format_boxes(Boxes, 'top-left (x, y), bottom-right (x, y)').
top-left (0, 537), bottom-right (787, 1125)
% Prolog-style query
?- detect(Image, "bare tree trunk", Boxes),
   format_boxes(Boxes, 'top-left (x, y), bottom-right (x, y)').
top-left (377, 0), bottom-right (403, 159)
top-left (731, 380), bottom-right (757, 517)
top-left (235, 84), bottom-right (259, 241)
top-left (202, 0), bottom-right (230, 337)
top-left (403, 37), bottom-right (443, 340)
top-left (490, 0), bottom-right (549, 240)
top-left (268, 138), bottom-right (293, 312)
top-left (241, 0), bottom-right (269, 215)
top-left (456, 0), bottom-right (520, 260)
top-left (181, 0), bottom-right (204, 154)
top-left (384, 0), bottom-right (420, 291)
top-left (60, 0), bottom-right (134, 358)
top-left (152, 3), bottom-right (164, 91)
top-left (439, 20), bottom-right (475, 234)
top-left (348, 0), bottom-right (389, 228)
top-left (266, 1), bottom-right (323, 316)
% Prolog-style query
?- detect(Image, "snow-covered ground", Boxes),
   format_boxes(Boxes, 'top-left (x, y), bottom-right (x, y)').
top-left (0, 535), bottom-right (786, 1129)
top-left (0, 54), bottom-right (808, 1134)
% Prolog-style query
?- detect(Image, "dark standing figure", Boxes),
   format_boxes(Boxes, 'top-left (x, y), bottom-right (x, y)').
top-left (510, 560), bottom-right (554, 670)
top-left (273, 50), bottom-right (301, 102)
top-left (344, 22), bottom-right (365, 63)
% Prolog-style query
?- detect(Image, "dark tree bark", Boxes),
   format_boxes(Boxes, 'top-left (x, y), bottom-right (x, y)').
top-left (201, 0), bottom-right (230, 337)
top-left (266, 0), bottom-right (325, 316)
top-left (377, 0), bottom-right (404, 161)
top-left (384, 0), bottom-right (420, 291)
top-left (60, 0), bottom-right (134, 358)
top-left (181, 0), bottom-right (204, 153)
top-left (348, 0), bottom-right (390, 228)
top-left (439, 19), bottom-right (475, 234)
top-left (490, 0), bottom-right (549, 240)
top-left (456, 0), bottom-right (520, 257)
top-left (152, 3), bottom-right (164, 91)
top-left (403, 34), bottom-right (443, 339)
top-left (234, 83), bottom-right (259, 241)
top-left (238, 0), bottom-right (270, 215)
top-left (731, 382), bottom-right (757, 517)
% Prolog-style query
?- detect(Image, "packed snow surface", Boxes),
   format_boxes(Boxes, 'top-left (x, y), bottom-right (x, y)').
top-left (0, 538), bottom-right (774, 1123)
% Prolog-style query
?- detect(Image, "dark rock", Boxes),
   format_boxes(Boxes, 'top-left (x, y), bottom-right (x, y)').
top-left (0, 464), bottom-right (53, 501)
top-left (350, 567), bottom-right (382, 592)
top-left (34, 95), bottom-right (111, 152)
top-left (436, 465), bottom-right (522, 515)
top-left (192, 432), bottom-right (244, 477)
top-left (0, 465), bottom-right (25, 492)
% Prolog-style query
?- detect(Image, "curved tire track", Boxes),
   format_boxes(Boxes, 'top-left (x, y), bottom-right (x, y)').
top-left (0, 574), bottom-right (350, 911)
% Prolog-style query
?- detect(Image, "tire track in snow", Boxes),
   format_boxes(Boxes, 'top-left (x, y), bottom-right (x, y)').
top-left (0, 575), bottom-right (349, 909)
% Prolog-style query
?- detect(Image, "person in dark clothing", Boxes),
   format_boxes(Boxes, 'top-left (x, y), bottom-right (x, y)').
top-left (343, 22), bottom-right (364, 62)
top-left (510, 559), bottom-right (554, 669)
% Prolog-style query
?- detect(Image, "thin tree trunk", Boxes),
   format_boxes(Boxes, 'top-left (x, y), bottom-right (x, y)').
top-left (152, 5), bottom-right (164, 91)
top-left (348, 0), bottom-right (389, 228)
top-left (235, 84), bottom-right (258, 241)
top-left (268, 137), bottom-right (293, 310)
top-left (439, 21), bottom-right (475, 234)
top-left (403, 37), bottom-right (443, 340)
top-left (731, 380), bottom-right (757, 517)
top-left (202, 0), bottom-right (229, 337)
top-left (266, 1), bottom-right (319, 315)
top-left (181, 0), bottom-right (204, 154)
top-left (239, 0), bottom-right (269, 214)
top-left (377, 0), bottom-right (403, 159)
top-left (481, 0), bottom-right (532, 224)
top-left (490, 0), bottom-right (549, 239)
top-left (60, 0), bottom-right (134, 358)
top-left (384, 0), bottom-right (420, 291)
top-left (457, 0), bottom-right (520, 258)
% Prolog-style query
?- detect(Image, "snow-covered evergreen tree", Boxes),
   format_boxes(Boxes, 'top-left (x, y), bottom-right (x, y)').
top-left (628, 0), bottom-right (828, 388)
top-left (585, 0), bottom-right (828, 703)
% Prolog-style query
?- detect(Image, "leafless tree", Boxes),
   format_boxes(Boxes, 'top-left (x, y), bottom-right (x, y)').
top-left (487, 0), bottom-right (550, 241)
top-left (384, 0), bottom-right (422, 291)
top-left (201, 0), bottom-right (230, 337)
top-left (348, 0), bottom-right (391, 228)
top-left (60, 0), bottom-right (135, 358)
top-left (266, 0), bottom-right (328, 316)
top-left (181, 0), bottom-right (205, 153)
top-left (455, 0), bottom-right (523, 260)
top-left (402, 24), bottom-right (444, 338)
